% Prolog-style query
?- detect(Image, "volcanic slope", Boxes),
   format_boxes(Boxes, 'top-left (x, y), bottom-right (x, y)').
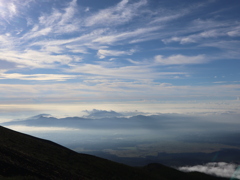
top-left (0, 126), bottom-right (228, 180)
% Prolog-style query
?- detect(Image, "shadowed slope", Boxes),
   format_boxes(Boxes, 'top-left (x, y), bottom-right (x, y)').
top-left (0, 126), bottom-right (229, 180)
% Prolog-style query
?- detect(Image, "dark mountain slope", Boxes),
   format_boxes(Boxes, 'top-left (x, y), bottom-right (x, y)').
top-left (0, 126), bottom-right (155, 179)
top-left (0, 126), bottom-right (228, 180)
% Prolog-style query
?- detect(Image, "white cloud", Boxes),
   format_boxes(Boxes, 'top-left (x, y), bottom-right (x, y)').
top-left (0, 82), bottom-right (240, 104)
top-left (163, 29), bottom-right (223, 44)
top-left (127, 59), bottom-right (142, 65)
top-left (85, 0), bottom-right (147, 27)
top-left (179, 162), bottom-right (240, 179)
top-left (0, 0), bottom-right (34, 23)
top-left (190, 19), bottom-right (226, 32)
top-left (30, 28), bottom-right (109, 50)
top-left (65, 45), bottom-right (88, 54)
top-left (97, 49), bottom-right (135, 59)
top-left (155, 54), bottom-right (207, 65)
top-left (8, 2), bottom-right (17, 17)
top-left (0, 35), bottom-right (13, 48)
top-left (0, 73), bottom-right (78, 81)
top-left (93, 26), bottom-right (160, 44)
top-left (0, 2), bottom-right (17, 20)
top-left (150, 14), bottom-right (183, 24)
top-left (85, 7), bottom-right (90, 12)
top-left (227, 26), bottom-right (240, 37)
top-left (28, 27), bottom-right (52, 39)
top-left (66, 63), bottom-right (186, 80)
top-left (43, 45), bottom-right (64, 54)
top-left (39, 9), bottom-right (62, 27)
top-left (0, 49), bottom-right (73, 68)
top-left (200, 40), bottom-right (240, 60)
top-left (59, 0), bottom-right (77, 25)
top-left (22, 0), bottom-right (79, 41)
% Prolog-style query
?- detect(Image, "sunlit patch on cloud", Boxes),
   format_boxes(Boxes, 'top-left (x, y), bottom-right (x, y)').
top-left (179, 162), bottom-right (240, 179)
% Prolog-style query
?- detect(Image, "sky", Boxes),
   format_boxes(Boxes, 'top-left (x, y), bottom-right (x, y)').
top-left (0, 0), bottom-right (240, 119)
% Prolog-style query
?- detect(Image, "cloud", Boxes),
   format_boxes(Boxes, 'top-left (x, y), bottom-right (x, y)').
top-left (27, 27), bottom-right (52, 39)
top-left (0, 73), bottom-right (78, 81)
top-left (162, 30), bottom-right (222, 44)
top-left (85, 0), bottom-right (147, 27)
top-left (84, 109), bottom-right (123, 119)
top-left (28, 28), bottom-right (109, 54)
top-left (0, 34), bottom-right (14, 48)
top-left (93, 26), bottom-right (161, 44)
top-left (66, 63), bottom-right (186, 80)
top-left (0, 49), bottom-right (73, 68)
top-left (0, 1), bottom-right (17, 20)
top-left (179, 162), bottom-right (240, 179)
top-left (22, 0), bottom-right (79, 41)
top-left (8, 2), bottom-right (17, 16)
top-left (227, 26), bottom-right (240, 37)
top-left (97, 49), bottom-right (135, 59)
top-left (59, 0), bottom-right (77, 25)
top-left (0, 79), bottom-right (240, 104)
top-left (150, 14), bottom-right (184, 24)
top-left (200, 40), bottom-right (240, 59)
top-left (162, 18), bottom-right (240, 45)
top-left (155, 54), bottom-right (207, 65)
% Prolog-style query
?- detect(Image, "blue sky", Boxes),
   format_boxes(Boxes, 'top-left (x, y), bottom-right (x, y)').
top-left (0, 0), bottom-right (240, 117)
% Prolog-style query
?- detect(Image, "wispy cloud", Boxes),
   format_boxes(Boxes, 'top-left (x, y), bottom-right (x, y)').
top-left (155, 54), bottom-right (207, 65)
top-left (0, 1), bottom-right (17, 20)
top-left (227, 26), bottom-right (240, 37)
top-left (162, 29), bottom-right (225, 44)
top-left (84, 0), bottom-right (147, 27)
top-left (0, 49), bottom-right (73, 68)
top-left (97, 49), bottom-right (135, 59)
top-left (66, 63), bottom-right (186, 80)
top-left (0, 73), bottom-right (78, 81)
top-left (22, 0), bottom-right (79, 40)
top-left (162, 19), bottom-right (240, 45)
top-left (92, 26), bottom-right (161, 44)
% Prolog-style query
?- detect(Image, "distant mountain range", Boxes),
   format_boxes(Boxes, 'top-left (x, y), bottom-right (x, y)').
top-left (0, 113), bottom-right (223, 131)
top-left (0, 126), bottom-right (228, 179)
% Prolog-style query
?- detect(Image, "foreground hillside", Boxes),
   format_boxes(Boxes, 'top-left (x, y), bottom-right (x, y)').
top-left (0, 126), bottom-right (228, 180)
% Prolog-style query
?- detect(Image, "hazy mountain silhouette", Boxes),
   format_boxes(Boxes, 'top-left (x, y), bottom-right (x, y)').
top-left (0, 126), bottom-right (229, 179)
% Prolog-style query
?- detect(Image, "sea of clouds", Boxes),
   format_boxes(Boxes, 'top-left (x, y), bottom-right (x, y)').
top-left (179, 162), bottom-right (240, 179)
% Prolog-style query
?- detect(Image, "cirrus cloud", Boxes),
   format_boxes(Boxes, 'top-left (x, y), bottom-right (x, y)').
top-left (155, 54), bottom-right (207, 65)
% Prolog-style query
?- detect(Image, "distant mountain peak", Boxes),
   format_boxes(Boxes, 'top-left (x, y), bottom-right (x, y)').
top-left (29, 114), bottom-right (53, 119)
